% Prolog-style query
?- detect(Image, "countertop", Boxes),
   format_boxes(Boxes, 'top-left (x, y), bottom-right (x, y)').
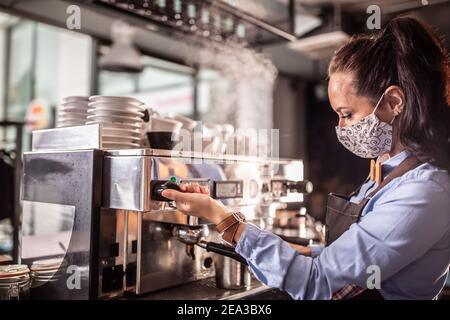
top-left (121, 277), bottom-right (292, 300)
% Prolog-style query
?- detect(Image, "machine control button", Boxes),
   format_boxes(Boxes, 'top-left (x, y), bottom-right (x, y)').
top-left (270, 179), bottom-right (314, 198)
top-left (203, 257), bottom-right (213, 269)
top-left (109, 242), bottom-right (120, 258)
top-left (126, 262), bottom-right (137, 287)
top-left (286, 180), bottom-right (313, 194)
top-left (131, 240), bottom-right (138, 254)
top-left (102, 265), bottom-right (124, 293)
top-left (151, 180), bottom-right (181, 202)
top-left (271, 180), bottom-right (287, 197)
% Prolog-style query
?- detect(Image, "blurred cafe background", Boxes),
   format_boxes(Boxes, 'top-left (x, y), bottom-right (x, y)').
top-left (0, 0), bottom-right (448, 299)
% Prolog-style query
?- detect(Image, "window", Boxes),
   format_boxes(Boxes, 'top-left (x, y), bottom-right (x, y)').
top-left (2, 18), bottom-right (92, 150)
top-left (5, 21), bottom-right (34, 122)
top-left (99, 55), bottom-right (195, 117)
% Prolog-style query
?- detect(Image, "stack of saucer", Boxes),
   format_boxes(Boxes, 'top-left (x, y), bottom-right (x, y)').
top-left (30, 258), bottom-right (65, 286)
top-left (86, 96), bottom-right (145, 149)
top-left (0, 264), bottom-right (30, 299)
top-left (56, 96), bottom-right (90, 128)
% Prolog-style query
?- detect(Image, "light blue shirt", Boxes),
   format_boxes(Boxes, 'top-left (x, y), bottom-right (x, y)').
top-left (235, 151), bottom-right (450, 300)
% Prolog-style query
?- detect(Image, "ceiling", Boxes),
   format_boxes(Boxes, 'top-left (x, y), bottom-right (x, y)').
top-left (260, 0), bottom-right (450, 78)
top-left (221, 0), bottom-right (449, 22)
top-left (0, 0), bottom-right (449, 79)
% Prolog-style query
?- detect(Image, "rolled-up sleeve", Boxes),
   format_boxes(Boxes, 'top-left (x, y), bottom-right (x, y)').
top-left (235, 223), bottom-right (310, 292)
top-left (235, 178), bottom-right (450, 300)
top-left (309, 244), bottom-right (324, 257)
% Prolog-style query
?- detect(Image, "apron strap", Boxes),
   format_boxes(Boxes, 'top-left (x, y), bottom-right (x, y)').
top-left (363, 155), bottom-right (422, 200)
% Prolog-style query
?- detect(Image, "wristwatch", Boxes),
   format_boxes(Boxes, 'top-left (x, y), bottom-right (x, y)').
top-left (215, 212), bottom-right (246, 246)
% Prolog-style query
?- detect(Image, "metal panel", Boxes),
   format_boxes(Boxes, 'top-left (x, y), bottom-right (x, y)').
top-left (21, 149), bottom-right (103, 299)
top-left (31, 124), bottom-right (101, 151)
top-left (102, 156), bottom-right (151, 212)
top-left (134, 219), bottom-right (216, 295)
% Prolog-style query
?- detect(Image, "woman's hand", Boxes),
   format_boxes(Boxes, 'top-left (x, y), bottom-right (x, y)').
top-left (162, 183), bottom-right (312, 250)
top-left (161, 183), bottom-right (231, 225)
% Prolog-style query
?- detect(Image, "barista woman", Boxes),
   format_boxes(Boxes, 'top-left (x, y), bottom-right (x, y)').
top-left (162, 17), bottom-right (450, 300)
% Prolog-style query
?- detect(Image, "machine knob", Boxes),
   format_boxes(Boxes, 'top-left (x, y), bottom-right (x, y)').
top-left (286, 180), bottom-right (314, 194)
top-left (151, 179), bottom-right (181, 202)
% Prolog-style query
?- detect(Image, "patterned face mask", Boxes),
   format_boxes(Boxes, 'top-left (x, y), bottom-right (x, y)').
top-left (335, 92), bottom-right (394, 159)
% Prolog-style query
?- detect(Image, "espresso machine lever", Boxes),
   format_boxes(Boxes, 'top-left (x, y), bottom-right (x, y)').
top-left (172, 225), bottom-right (248, 265)
top-left (197, 240), bottom-right (249, 266)
top-left (151, 179), bottom-right (181, 202)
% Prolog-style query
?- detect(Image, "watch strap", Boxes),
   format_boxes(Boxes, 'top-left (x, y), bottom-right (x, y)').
top-left (222, 222), bottom-right (241, 246)
top-left (215, 214), bottom-right (238, 234)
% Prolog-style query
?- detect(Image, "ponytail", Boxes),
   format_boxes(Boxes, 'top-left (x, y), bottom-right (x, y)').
top-left (329, 16), bottom-right (450, 170)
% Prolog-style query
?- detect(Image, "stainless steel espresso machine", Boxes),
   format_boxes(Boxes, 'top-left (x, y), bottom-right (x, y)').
top-left (20, 125), bottom-right (311, 300)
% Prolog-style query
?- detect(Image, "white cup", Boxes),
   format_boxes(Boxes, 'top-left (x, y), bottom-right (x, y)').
top-left (202, 136), bottom-right (222, 154)
top-left (220, 124), bottom-right (235, 153)
top-left (166, 113), bottom-right (198, 132)
top-left (203, 123), bottom-right (222, 137)
top-left (149, 116), bottom-right (182, 133)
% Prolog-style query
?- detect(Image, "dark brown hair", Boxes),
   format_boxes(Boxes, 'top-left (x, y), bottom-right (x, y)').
top-left (329, 16), bottom-right (450, 170)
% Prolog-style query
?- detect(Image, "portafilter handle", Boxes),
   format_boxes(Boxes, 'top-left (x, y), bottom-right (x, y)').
top-left (197, 240), bottom-right (248, 266)
top-left (172, 225), bottom-right (205, 245)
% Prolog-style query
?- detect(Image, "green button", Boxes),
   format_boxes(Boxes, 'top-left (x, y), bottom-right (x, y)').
top-left (170, 176), bottom-right (178, 183)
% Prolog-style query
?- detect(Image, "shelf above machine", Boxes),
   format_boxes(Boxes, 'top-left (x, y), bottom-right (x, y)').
top-left (76, 0), bottom-right (297, 47)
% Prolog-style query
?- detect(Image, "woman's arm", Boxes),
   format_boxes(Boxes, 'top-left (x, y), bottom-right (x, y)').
top-left (235, 178), bottom-right (449, 299)
top-left (163, 179), bottom-right (450, 299)
top-left (161, 184), bottom-right (310, 254)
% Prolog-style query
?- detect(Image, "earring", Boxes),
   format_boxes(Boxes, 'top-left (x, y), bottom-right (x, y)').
top-left (389, 113), bottom-right (397, 125)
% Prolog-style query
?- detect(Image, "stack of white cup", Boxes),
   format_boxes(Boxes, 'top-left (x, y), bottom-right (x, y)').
top-left (56, 96), bottom-right (90, 128)
top-left (86, 96), bottom-right (145, 149)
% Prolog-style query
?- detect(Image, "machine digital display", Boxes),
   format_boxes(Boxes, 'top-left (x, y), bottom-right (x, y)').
top-left (213, 181), bottom-right (243, 199)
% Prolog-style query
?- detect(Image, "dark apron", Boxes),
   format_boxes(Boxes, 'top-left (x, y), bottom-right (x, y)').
top-left (325, 156), bottom-right (422, 300)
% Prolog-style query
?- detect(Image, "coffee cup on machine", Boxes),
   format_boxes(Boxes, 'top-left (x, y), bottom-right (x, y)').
top-left (166, 112), bottom-right (198, 132)
top-left (202, 124), bottom-right (225, 154)
top-left (147, 116), bottom-right (182, 150)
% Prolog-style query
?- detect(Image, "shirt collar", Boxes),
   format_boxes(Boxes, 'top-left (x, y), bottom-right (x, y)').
top-left (379, 150), bottom-right (410, 176)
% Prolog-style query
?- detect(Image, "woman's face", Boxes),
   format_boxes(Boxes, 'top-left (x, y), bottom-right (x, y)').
top-left (328, 72), bottom-right (393, 127)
